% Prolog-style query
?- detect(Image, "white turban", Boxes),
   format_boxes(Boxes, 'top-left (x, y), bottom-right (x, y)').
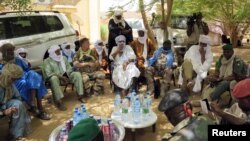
top-left (48, 45), bottom-right (66, 73)
top-left (15, 48), bottom-right (29, 65)
top-left (48, 45), bottom-right (60, 55)
top-left (61, 42), bottom-right (74, 62)
top-left (199, 35), bottom-right (211, 45)
top-left (113, 10), bottom-right (125, 27)
top-left (114, 10), bottom-right (123, 16)
top-left (94, 40), bottom-right (104, 63)
top-left (61, 42), bottom-right (72, 50)
top-left (15, 48), bottom-right (27, 55)
top-left (115, 35), bottom-right (126, 45)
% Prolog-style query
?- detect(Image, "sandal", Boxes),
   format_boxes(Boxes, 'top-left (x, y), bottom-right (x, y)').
top-left (37, 111), bottom-right (51, 120)
top-left (15, 136), bottom-right (26, 141)
top-left (78, 95), bottom-right (86, 103)
top-left (55, 102), bottom-right (67, 111)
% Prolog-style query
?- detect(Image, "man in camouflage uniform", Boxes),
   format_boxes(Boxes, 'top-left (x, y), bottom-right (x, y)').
top-left (205, 44), bottom-right (247, 101)
top-left (145, 40), bottom-right (174, 95)
top-left (158, 89), bottom-right (214, 141)
top-left (73, 38), bottom-right (105, 96)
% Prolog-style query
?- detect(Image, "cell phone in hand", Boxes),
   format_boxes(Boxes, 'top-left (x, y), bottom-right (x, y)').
top-left (200, 98), bottom-right (211, 114)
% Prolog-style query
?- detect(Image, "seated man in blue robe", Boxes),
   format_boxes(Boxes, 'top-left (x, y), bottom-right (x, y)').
top-left (0, 44), bottom-right (50, 120)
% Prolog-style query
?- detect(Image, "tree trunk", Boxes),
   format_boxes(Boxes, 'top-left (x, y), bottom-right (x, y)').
top-left (160, 0), bottom-right (173, 41)
top-left (160, 0), bottom-right (168, 39)
top-left (139, 0), bottom-right (157, 46)
top-left (230, 24), bottom-right (238, 48)
top-left (164, 0), bottom-right (173, 40)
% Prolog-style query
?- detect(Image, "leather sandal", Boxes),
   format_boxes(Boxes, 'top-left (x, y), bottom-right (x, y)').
top-left (37, 111), bottom-right (51, 120)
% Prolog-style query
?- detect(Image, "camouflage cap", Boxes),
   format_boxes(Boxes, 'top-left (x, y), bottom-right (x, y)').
top-left (158, 89), bottom-right (189, 112)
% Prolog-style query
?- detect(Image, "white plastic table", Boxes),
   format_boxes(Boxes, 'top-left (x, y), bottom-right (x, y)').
top-left (111, 110), bottom-right (158, 141)
top-left (49, 119), bottom-right (125, 141)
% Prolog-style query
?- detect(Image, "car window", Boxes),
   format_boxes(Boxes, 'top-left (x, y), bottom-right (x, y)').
top-left (0, 21), bottom-right (6, 39)
top-left (44, 16), bottom-right (63, 31)
top-left (0, 15), bottom-right (64, 39)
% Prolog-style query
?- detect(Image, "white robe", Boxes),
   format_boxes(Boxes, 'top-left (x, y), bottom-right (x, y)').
top-left (109, 45), bottom-right (140, 89)
top-left (178, 45), bottom-right (213, 92)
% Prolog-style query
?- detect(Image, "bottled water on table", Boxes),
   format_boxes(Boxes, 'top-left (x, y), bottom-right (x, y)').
top-left (133, 97), bottom-right (141, 124)
top-left (146, 91), bottom-right (152, 110)
top-left (80, 104), bottom-right (89, 119)
top-left (72, 108), bottom-right (78, 126)
top-left (130, 90), bottom-right (137, 108)
top-left (142, 96), bottom-right (149, 120)
top-left (113, 94), bottom-right (121, 116)
top-left (121, 98), bottom-right (129, 122)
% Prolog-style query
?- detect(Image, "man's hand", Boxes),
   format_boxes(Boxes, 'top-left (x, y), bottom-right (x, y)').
top-left (3, 107), bottom-right (17, 116)
top-left (88, 62), bottom-right (96, 68)
top-left (208, 75), bottom-right (220, 82)
top-left (122, 62), bottom-right (129, 70)
top-left (210, 102), bottom-right (223, 116)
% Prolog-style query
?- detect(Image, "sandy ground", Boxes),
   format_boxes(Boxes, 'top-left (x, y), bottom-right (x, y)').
top-left (0, 44), bottom-right (250, 141)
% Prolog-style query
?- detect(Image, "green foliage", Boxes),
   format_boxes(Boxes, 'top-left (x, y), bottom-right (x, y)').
top-left (1, 0), bottom-right (32, 11)
top-left (100, 24), bottom-right (109, 41)
top-left (173, 0), bottom-right (250, 23)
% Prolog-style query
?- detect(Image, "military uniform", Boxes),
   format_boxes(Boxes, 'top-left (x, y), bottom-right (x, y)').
top-left (158, 89), bottom-right (215, 141)
top-left (73, 48), bottom-right (105, 95)
top-left (162, 115), bottom-right (214, 141)
top-left (209, 55), bottom-right (247, 101)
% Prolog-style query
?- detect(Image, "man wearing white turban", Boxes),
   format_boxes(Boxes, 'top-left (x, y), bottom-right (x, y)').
top-left (110, 35), bottom-right (140, 95)
top-left (15, 48), bottom-right (31, 67)
top-left (107, 10), bottom-right (133, 57)
top-left (61, 42), bottom-right (75, 65)
top-left (178, 35), bottom-right (213, 93)
top-left (94, 40), bottom-right (109, 74)
top-left (44, 45), bottom-right (84, 111)
top-left (130, 29), bottom-right (156, 71)
top-left (1, 44), bottom-right (50, 120)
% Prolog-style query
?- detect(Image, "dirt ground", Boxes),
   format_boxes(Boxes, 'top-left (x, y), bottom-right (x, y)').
top-left (0, 44), bottom-right (250, 141)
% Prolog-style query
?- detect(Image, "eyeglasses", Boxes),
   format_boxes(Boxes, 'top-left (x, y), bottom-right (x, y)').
top-left (118, 41), bottom-right (125, 43)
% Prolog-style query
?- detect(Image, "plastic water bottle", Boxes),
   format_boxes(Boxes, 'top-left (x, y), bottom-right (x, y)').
top-left (121, 98), bottom-right (129, 122)
top-left (76, 112), bottom-right (82, 124)
top-left (72, 108), bottom-right (78, 126)
top-left (81, 104), bottom-right (89, 119)
top-left (131, 90), bottom-right (137, 108)
top-left (133, 97), bottom-right (141, 124)
top-left (113, 94), bottom-right (121, 116)
top-left (146, 91), bottom-right (152, 110)
top-left (142, 96), bottom-right (149, 120)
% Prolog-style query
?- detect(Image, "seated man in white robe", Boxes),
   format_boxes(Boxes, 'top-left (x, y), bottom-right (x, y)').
top-left (178, 35), bottom-right (213, 93)
top-left (109, 35), bottom-right (140, 96)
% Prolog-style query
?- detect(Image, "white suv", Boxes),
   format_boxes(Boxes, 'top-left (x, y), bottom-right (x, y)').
top-left (0, 11), bottom-right (78, 68)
